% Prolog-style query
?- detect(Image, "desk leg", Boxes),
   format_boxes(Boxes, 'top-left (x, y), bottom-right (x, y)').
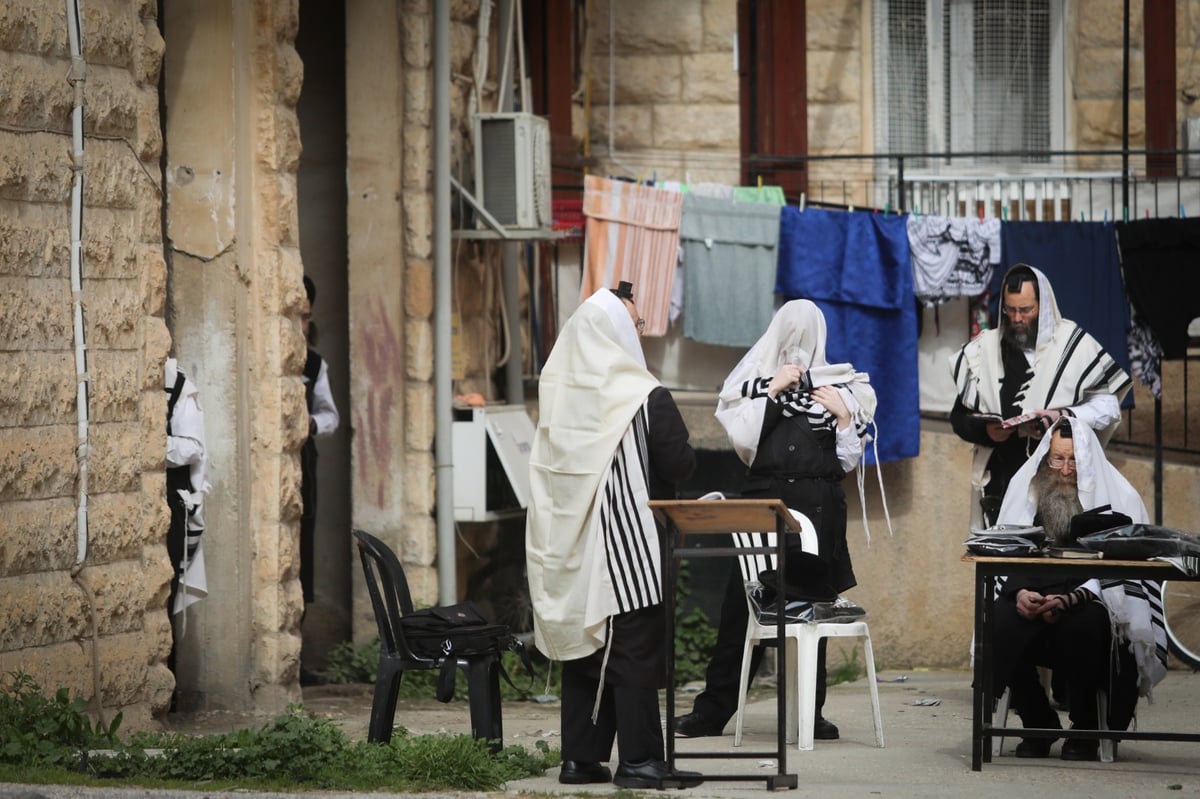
top-left (775, 516), bottom-right (788, 774)
top-left (971, 568), bottom-right (987, 771)
top-left (664, 523), bottom-right (677, 772)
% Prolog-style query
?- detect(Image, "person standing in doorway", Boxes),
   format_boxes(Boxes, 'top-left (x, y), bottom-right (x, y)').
top-left (300, 275), bottom-right (339, 685)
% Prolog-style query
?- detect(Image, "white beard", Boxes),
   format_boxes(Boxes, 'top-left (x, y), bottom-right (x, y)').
top-left (1035, 467), bottom-right (1082, 545)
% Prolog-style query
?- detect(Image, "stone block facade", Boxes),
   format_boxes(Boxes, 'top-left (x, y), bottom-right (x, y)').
top-left (0, 0), bottom-right (172, 732)
top-left (4, 0), bottom-right (1200, 735)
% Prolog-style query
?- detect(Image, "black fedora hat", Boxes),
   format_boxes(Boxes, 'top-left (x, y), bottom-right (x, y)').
top-left (756, 552), bottom-right (838, 603)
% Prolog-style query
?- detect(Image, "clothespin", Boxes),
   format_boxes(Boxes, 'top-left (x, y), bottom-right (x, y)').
top-left (1146, 209), bottom-right (1151, 219)
top-left (757, 175), bottom-right (763, 198)
top-left (1080, 211), bottom-right (1086, 222)
top-left (1103, 209), bottom-right (1109, 223)
top-left (913, 205), bottom-right (920, 218)
top-left (1123, 206), bottom-right (1129, 223)
top-left (1182, 204), bottom-right (1187, 219)
top-left (848, 204), bottom-right (855, 213)
top-left (884, 203), bottom-right (890, 216)
top-left (652, 170), bottom-right (657, 186)
top-left (978, 204), bottom-right (985, 222)
top-left (1001, 205), bottom-right (1008, 221)
top-left (799, 192), bottom-right (806, 212)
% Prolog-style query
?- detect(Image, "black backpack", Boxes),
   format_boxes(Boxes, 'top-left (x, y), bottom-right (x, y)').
top-left (399, 600), bottom-right (534, 701)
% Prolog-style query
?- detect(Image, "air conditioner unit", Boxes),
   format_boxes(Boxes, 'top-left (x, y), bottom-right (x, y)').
top-left (473, 112), bottom-right (552, 230)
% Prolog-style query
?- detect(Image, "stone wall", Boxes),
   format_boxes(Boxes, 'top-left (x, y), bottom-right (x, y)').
top-left (154, 0), bottom-right (310, 715)
top-left (587, 0), bottom-right (741, 184)
top-left (0, 0), bottom-right (171, 730)
top-left (346, 0), bottom-right (494, 643)
top-left (581, 0), bottom-right (873, 191)
top-left (1070, 0), bottom-right (1200, 167)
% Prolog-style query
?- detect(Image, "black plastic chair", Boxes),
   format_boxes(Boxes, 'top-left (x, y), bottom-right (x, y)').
top-left (352, 529), bottom-right (503, 750)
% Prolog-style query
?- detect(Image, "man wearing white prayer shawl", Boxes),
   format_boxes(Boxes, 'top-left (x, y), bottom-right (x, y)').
top-left (674, 299), bottom-right (878, 744)
top-left (991, 418), bottom-right (1166, 761)
top-left (165, 358), bottom-right (211, 681)
top-left (526, 282), bottom-right (702, 790)
top-left (950, 264), bottom-right (1131, 529)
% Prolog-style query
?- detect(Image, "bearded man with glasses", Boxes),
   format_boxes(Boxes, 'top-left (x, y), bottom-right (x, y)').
top-left (988, 419), bottom-right (1166, 761)
top-left (949, 264), bottom-right (1131, 528)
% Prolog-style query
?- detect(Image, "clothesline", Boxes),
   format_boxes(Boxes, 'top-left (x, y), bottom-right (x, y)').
top-left (530, 178), bottom-right (1200, 463)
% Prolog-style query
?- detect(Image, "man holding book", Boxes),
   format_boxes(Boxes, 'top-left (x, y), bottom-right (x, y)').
top-left (949, 264), bottom-right (1131, 527)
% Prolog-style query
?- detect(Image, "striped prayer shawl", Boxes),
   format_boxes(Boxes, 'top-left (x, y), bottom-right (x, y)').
top-left (1102, 578), bottom-right (1168, 695)
top-left (950, 323), bottom-right (1130, 416)
top-left (741, 376), bottom-right (871, 441)
top-left (992, 419), bottom-right (1166, 697)
top-left (581, 175), bottom-right (683, 337)
top-left (598, 406), bottom-right (662, 613)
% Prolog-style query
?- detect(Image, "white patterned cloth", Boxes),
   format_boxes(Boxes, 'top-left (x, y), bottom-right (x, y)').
top-left (907, 215), bottom-right (1001, 306)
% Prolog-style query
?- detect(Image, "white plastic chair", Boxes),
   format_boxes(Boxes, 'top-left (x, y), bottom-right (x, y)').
top-left (993, 683), bottom-right (1113, 762)
top-left (731, 509), bottom-right (884, 751)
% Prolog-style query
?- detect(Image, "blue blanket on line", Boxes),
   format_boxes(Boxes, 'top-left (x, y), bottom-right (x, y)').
top-left (776, 207), bottom-right (921, 464)
top-left (996, 221), bottom-right (1133, 407)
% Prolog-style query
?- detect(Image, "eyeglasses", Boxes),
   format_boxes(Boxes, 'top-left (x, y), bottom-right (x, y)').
top-left (1046, 455), bottom-right (1076, 471)
top-left (635, 318), bottom-right (646, 333)
top-left (1001, 303), bottom-right (1036, 318)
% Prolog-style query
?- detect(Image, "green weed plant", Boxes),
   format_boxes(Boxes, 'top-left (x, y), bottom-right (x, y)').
top-left (0, 672), bottom-right (557, 791)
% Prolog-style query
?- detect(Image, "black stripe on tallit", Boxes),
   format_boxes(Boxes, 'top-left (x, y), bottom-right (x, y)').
top-left (1041, 326), bottom-right (1085, 407)
top-left (602, 409), bottom-right (660, 612)
top-left (1100, 578), bottom-right (1168, 665)
top-left (604, 454), bottom-right (651, 612)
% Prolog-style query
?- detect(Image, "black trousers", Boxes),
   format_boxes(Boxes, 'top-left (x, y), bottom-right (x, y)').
top-left (689, 559), bottom-right (828, 726)
top-left (561, 659), bottom-right (664, 764)
top-left (300, 437), bottom-right (318, 604)
top-left (992, 598), bottom-right (1117, 729)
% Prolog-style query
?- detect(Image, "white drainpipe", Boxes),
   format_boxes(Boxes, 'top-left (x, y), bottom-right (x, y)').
top-left (66, 0), bottom-right (107, 727)
top-left (66, 0), bottom-right (89, 568)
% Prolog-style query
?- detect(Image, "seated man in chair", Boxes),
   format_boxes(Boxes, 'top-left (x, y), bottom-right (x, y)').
top-left (991, 418), bottom-right (1167, 761)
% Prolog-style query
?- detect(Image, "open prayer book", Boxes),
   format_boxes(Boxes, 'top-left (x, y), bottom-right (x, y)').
top-left (971, 411), bottom-right (1042, 429)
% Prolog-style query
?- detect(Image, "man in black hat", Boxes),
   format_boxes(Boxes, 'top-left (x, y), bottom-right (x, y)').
top-left (527, 282), bottom-right (701, 789)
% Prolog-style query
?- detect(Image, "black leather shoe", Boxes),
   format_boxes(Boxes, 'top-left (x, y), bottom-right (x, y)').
top-left (558, 760), bottom-right (612, 785)
top-left (673, 711), bottom-right (726, 738)
top-left (813, 716), bottom-right (840, 740)
top-left (1014, 738), bottom-right (1053, 758)
top-left (1061, 738), bottom-right (1100, 761)
top-left (613, 760), bottom-right (703, 790)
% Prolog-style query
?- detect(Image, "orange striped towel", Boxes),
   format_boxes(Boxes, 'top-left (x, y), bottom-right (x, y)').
top-left (581, 175), bottom-right (683, 336)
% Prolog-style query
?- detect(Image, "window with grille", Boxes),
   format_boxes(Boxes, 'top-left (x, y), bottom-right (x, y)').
top-left (875, 0), bottom-right (1061, 169)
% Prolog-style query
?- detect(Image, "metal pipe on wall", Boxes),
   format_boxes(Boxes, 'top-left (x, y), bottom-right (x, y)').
top-left (496, 0), bottom-right (524, 404)
top-left (434, 0), bottom-right (456, 604)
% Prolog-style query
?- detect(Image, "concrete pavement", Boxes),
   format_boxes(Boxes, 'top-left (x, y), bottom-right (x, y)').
top-left (513, 668), bottom-right (1200, 799)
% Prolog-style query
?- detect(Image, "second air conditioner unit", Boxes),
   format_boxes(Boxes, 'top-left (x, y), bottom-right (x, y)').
top-left (473, 112), bottom-right (552, 230)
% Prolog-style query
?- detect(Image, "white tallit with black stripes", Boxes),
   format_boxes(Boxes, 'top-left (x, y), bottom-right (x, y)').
top-left (526, 288), bottom-right (662, 662)
top-left (997, 418), bottom-right (1167, 698)
top-left (950, 264), bottom-right (1131, 513)
top-left (715, 299), bottom-right (889, 539)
